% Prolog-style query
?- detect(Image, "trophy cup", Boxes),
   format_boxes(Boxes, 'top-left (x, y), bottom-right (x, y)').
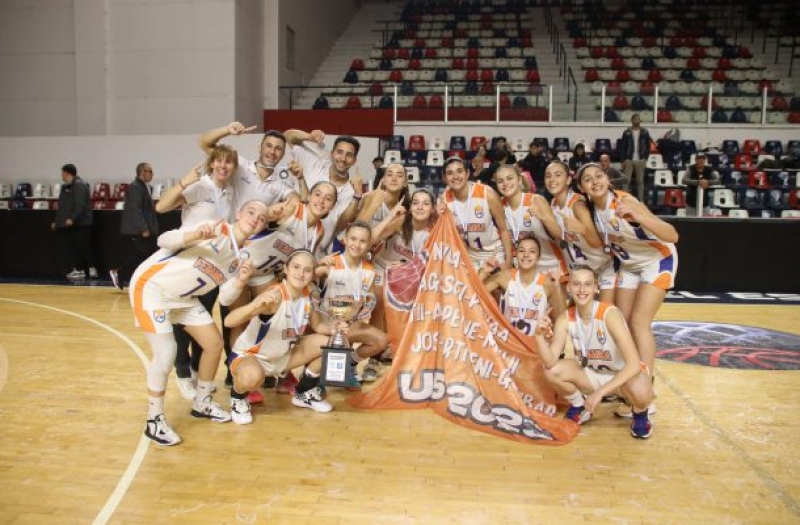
top-left (313, 293), bottom-right (376, 387)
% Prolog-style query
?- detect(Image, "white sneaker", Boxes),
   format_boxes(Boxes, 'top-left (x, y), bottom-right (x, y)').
top-left (191, 395), bottom-right (231, 422)
top-left (109, 269), bottom-right (122, 290)
top-left (144, 414), bottom-right (182, 446)
top-left (292, 387), bottom-right (334, 413)
top-left (176, 377), bottom-right (196, 400)
top-left (66, 268), bottom-right (84, 280)
top-left (89, 267), bottom-right (99, 279)
top-left (230, 397), bottom-right (253, 425)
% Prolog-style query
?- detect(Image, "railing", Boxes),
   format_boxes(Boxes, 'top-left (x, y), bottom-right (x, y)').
top-left (280, 81), bottom-right (797, 126)
top-left (567, 66), bottom-right (578, 122)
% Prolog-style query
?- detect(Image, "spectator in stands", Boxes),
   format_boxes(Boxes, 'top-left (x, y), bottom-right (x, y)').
top-left (684, 152), bottom-right (720, 212)
top-left (619, 113), bottom-right (651, 202)
top-left (109, 163), bottom-right (158, 290)
top-left (568, 143), bottom-right (590, 173)
top-left (51, 163), bottom-right (98, 280)
top-left (517, 139), bottom-right (548, 193)
top-left (599, 154), bottom-right (627, 191)
top-left (489, 136), bottom-right (514, 163)
top-left (478, 147), bottom-right (513, 192)
top-left (372, 156), bottom-right (385, 188)
top-left (471, 144), bottom-right (489, 176)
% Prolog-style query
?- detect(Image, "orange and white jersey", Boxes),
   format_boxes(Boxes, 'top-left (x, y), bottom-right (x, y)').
top-left (443, 182), bottom-right (501, 254)
top-left (501, 269), bottom-right (549, 337)
top-left (130, 222), bottom-right (241, 312)
top-left (502, 191), bottom-right (566, 274)
top-left (551, 191), bottom-right (612, 272)
top-left (373, 229), bottom-right (429, 271)
top-left (232, 282), bottom-right (311, 362)
top-left (325, 254), bottom-right (377, 299)
top-left (592, 191), bottom-right (677, 271)
top-left (567, 302), bottom-right (626, 372)
top-left (242, 203), bottom-right (323, 282)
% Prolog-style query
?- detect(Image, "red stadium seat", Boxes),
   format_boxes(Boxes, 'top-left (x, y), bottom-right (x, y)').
top-left (411, 95), bottom-right (427, 109)
top-left (389, 70), bottom-right (403, 82)
top-left (408, 135), bottom-right (426, 151)
top-left (346, 96), bottom-right (362, 109)
top-left (664, 189), bottom-right (686, 210)
top-left (350, 58), bottom-right (364, 71)
top-left (470, 136), bottom-right (487, 150)
top-left (743, 139), bottom-right (761, 156)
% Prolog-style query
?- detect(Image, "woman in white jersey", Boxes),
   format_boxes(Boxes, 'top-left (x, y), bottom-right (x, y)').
top-left (493, 165), bottom-right (565, 276)
top-left (154, 145), bottom-right (240, 399)
top-left (224, 250), bottom-right (342, 423)
top-left (533, 266), bottom-right (654, 439)
top-left (220, 180), bottom-right (338, 404)
top-left (544, 161), bottom-right (616, 303)
top-left (578, 163), bottom-right (678, 417)
top-left (315, 221), bottom-right (389, 384)
top-left (130, 200), bottom-right (269, 446)
top-left (442, 157), bottom-right (513, 270)
top-left (480, 237), bottom-right (565, 337)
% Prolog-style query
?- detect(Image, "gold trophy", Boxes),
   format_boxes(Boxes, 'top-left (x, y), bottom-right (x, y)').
top-left (313, 293), bottom-right (376, 386)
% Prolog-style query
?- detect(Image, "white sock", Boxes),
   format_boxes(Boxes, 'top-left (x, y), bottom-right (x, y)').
top-left (565, 391), bottom-right (585, 407)
top-left (195, 380), bottom-right (214, 402)
top-left (147, 395), bottom-right (165, 419)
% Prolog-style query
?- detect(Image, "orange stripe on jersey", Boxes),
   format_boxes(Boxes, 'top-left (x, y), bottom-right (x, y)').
top-left (132, 262), bottom-right (168, 333)
top-left (548, 239), bottom-right (569, 273)
top-left (473, 182), bottom-right (486, 198)
top-left (595, 302), bottom-right (612, 320)
top-left (279, 282), bottom-right (290, 301)
top-left (647, 240), bottom-right (673, 258)
top-left (294, 203), bottom-right (305, 221)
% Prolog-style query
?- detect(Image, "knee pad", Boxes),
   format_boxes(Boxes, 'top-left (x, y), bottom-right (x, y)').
top-left (145, 332), bottom-right (178, 392)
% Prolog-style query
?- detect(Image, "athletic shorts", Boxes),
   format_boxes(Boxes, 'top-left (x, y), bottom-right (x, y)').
top-left (584, 361), bottom-right (650, 392)
top-left (230, 350), bottom-right (292, 378)
top-left (133, 301), bottom-right (213, 334)
top-left (617, 253), bottom-right (678, 291)
top-left (467, 243), bottom-right (506, 270)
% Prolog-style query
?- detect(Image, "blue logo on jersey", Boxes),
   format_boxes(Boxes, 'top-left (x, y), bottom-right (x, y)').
top-left (153, 310), bottom-right (166, 324)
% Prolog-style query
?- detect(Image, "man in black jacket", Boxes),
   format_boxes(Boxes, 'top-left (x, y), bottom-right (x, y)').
top-left (619, 113), bottom-right (651, 201)
top-left (517, 139), bottom-right (548, 193)
top-left (110, 163), bottom-right (159, 289)
top-left (51, 164), bottom-right (97, 280)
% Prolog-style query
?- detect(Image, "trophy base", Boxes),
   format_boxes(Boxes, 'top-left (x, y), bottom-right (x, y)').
top-left (319, 346), bottom-right (359, 388)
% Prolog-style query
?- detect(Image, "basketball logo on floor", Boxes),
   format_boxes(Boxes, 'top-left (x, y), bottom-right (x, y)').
top-left (653, 321), bottom-right (800, 370)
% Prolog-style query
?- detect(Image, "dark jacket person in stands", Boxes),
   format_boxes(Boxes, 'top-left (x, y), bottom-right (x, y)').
top-left (517, 139), bottom-right (548, 193)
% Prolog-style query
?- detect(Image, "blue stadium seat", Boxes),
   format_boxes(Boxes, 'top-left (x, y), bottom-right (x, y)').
top-left (449, 136), bottom-right (467, 151)
top-left (553, 137), bottom-right (570, 152)
top-left (388, 135), bottom-right (405, 151)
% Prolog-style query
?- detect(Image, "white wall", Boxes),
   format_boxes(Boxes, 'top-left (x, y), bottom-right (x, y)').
top-left (0, 1), bottom-right (78, 136)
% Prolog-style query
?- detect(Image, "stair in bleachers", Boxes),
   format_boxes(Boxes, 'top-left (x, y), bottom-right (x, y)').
top-left (295, 1), bottom-right (403, 109)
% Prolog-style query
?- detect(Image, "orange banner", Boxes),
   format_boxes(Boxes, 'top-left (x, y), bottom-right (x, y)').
top-left (350, 211), bottom-right (579, 445)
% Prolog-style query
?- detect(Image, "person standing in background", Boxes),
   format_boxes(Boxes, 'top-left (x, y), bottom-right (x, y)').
top-left (599, 154), bottom-right (628, 191)
top-left (110, 163), bottom-right (159, 290)
top-left (51, 163), bottom-right (98, 280)
top-left (619, 113), bottom-right (651, 202)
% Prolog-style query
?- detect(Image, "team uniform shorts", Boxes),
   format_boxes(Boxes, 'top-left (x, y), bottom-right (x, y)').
top-left (616, 253), bottom-right (678, 291)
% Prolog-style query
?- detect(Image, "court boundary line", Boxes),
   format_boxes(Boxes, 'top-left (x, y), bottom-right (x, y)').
top-left (656, 368), bottom-right (800, 517)
top-left (0, 298), bottom-right (150, 525)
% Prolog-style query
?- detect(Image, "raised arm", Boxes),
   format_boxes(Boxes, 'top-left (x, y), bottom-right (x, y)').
top-left (223, 285), bottom-right (282, 328)
top-left (533, 313), bottom-right (569, 369)
top-left (618, 195), bottom-right (679, 243)
top-left (531, 194), bottom-right (563, 241)
top-left (486, 186), bottom-right (514, 267)
top-left (198, 121), bottom-right (257, 155)
top-left (155, 165), bottom-right (201, 213)
top-left (569, 199), bottom-right (603, 248)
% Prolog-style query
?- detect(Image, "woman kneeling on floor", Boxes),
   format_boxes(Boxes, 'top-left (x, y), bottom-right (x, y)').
top-left (222, 249), bottom-right (346, 423)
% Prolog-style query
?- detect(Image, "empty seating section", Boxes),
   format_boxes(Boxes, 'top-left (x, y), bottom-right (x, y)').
top-left (567, 2), bottom-right (795, 124)
top-left (0, 179), bottom-right (167, 211)
top-left (380, 134), bottom-right (800, 215)
top-left (316, 1), bottom-right (547, 118)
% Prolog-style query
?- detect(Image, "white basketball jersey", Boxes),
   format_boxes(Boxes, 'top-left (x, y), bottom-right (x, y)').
top-left (567, 302), bottom-right (626, 372)
top-left (232, 282), bottom-right (311, 362)
top-left (502, 192), bottom-right (566, 273)
top-left (242, 203), bottom-right (323, 278)
top-left (501, 269), bottom-right (549, 336)
top-left (444, 182), bottom-right (501, 253)
top-left (325, 254), bottom-right (377, 299)
top-left (551, 191), bottom-right (612, 272)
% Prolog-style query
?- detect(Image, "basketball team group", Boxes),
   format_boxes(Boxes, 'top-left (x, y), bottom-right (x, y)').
top-left (130, 121), bottom-right (678, 446)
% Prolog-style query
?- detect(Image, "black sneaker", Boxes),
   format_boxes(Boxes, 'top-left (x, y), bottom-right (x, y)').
top-left (144, 414), bottom-right (182, 446)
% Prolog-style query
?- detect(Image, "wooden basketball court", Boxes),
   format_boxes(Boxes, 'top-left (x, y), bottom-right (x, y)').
top-left (0, 283), bottom-right (798, 524)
